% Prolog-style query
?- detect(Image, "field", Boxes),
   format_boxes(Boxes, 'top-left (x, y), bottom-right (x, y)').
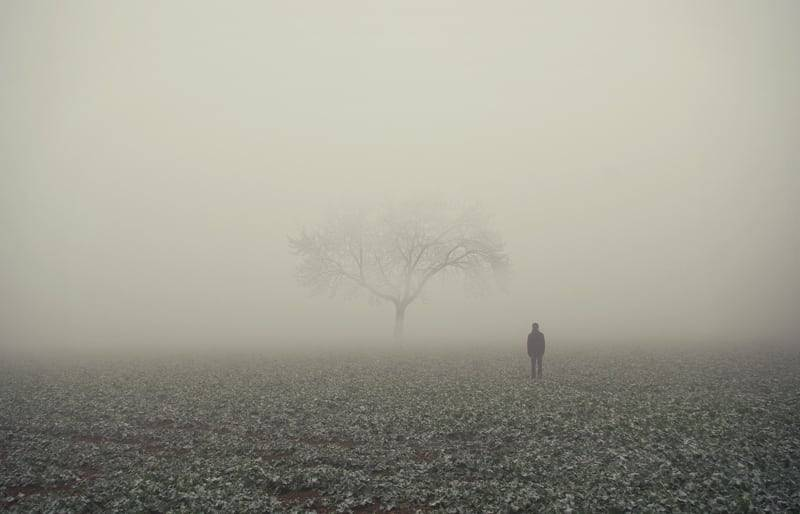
top-left (1, 344), bottom-right (799, 513)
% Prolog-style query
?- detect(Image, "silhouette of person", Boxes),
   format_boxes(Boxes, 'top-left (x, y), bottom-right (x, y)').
top-left (527, 322), bottom-right (545, 379)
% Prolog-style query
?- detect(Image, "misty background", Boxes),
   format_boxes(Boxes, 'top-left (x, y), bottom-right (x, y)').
top-left (1, 1), bottom-right (798, 355)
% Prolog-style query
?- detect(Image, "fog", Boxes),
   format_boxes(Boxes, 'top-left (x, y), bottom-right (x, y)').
top-left (2, 1), bottom-right (799, 356)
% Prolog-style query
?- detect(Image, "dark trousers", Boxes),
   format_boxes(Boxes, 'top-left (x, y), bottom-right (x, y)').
top-left (530, 353), bottom-right (543, 378)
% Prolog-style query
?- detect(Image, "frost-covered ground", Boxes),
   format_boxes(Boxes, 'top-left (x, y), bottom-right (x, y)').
top-left (1, 345), bottom-right (799, 513)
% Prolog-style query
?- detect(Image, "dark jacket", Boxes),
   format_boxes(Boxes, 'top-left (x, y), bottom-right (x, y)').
top-left (527, 330), bottom-right (545, 356)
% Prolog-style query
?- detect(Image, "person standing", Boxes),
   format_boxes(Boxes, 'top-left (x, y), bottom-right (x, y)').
top-left (527, 322), bottom-right (545, 379)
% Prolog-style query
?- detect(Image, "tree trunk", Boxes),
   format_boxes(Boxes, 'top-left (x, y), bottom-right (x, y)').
top-left (393, 303), bottom-right (406, 341)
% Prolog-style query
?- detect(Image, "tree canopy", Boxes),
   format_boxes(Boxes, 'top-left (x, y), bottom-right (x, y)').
top-left (289, 200), bottom-right (509, 339)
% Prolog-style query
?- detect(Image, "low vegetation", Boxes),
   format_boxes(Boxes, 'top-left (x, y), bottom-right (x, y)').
top-left (1, 345), bottom-right (798, 512)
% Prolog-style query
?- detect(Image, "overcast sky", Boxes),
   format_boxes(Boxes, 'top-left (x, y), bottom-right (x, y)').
top-left (1, 1), bottom-right (798, 353)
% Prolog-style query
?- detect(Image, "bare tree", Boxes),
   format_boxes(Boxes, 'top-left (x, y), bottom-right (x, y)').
top-left (289, 200), bottom-right (509, 340)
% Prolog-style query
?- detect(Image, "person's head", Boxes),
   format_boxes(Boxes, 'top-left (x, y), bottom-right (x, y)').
top-left (532, 322), bottom-right (539, 331)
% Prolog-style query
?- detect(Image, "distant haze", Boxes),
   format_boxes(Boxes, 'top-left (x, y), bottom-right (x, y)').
top-left (1, 1), bottom-right (799, 354)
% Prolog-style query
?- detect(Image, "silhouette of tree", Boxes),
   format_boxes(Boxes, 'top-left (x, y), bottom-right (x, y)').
top-left (289, 200), bottom-right (509, 340)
